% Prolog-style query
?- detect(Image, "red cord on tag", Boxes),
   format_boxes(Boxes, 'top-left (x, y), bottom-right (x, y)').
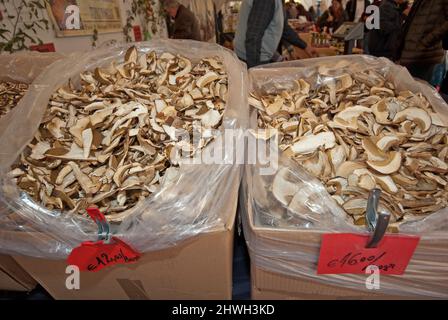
top-left (67, 208), bottom-right (141, 272)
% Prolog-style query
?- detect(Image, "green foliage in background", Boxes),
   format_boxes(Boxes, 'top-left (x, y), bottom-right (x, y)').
top-left (0, 0), bottom-right (50, 53)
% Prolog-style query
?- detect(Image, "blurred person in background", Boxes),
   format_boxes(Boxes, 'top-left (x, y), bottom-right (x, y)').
top-left (345, 0), bottom-right (370, 22)
top-left (368, 0), bottom-right (405, 61)
top-left (345, 0), bottom-right (371, 52)
top-left (399, 0), bottom-right (448, 83)
top-left (234, 0), bottom-right (317, 68)
top-left (296, 3), bottom-right (313, 22)
top-left (317, 0), bottom-right (348, 32)
top-left (308, 6), bottom-right (317, 22)
top-left (163, 0), bottom-right (201, 41)
top-left (285, 2), bottom-right (299, 19)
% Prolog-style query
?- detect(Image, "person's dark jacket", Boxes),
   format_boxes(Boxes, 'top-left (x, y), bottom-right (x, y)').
top-left (317, 7), bottom-right (348, 31)
top-left (244, 0), bottom-right (307, 68)
top-left (399, 0), bottom-right (448, 65)
top-left (368, 0), bottom-right (402, 60)
top-left (170, 4), bottom-right (201, 41)
top-left (345, 0), bottom-right (371, 21)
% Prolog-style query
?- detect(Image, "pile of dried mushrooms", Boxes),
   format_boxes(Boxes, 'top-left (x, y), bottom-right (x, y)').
top-left (250, 70), bottom-right (448, 228)
top-left (8, 46), bottom-right (228, 221)
top-left (0, 81), bottom-right (29, 118)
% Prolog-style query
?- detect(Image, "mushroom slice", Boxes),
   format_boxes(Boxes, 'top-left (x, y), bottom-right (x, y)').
top-left (362, 137), bottom-right (387, 161)
top-left (82, 128), bottom-right (93, 159)
top-left (47, 117), bottom-right (66, 139)
top-left (196, 71), bottom-right (219, 88)
top-left (334, 106), bottom-right (372, 124)
top-left (367, 151), bottom-right (402, 175)
top-left (55, 165), bottom-right (72, 185)
top-left (393, 107), bottom-right (432, 132)
top-left (113, 163), bottom-right (133, 187)
top-left (173, 56), bottom-right (192, 80)
top-left (68, 161), bottom-right (97, 194)
top-left (89, 107), bottom-right (114, 126)
top-left (343, 197), bottom-right (368, 215)
top-left (265, 97), bottom-right (284, 116)
top-left (376, 135), bottom-right (401, 152)
top-left (69, 117), bottom-right (90, 147)
top-left (371, 86), bottom-right (394, 96)
top-left (335, 161), bottom-right (366, 178)
top-left (328, 145), bottom-right (346, 172)
top-left (200, 109), bottom-right (222, 128)
top-left (124, 46), bottom-right (138, 64)
top-left (272, 168), bottom-right (301, 206)
top-left (30, 141), bottom-right (51, 160)
top-left (291, 131), bottom-right (336, 154)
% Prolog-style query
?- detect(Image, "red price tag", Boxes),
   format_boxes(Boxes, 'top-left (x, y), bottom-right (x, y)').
top-left (29, 43), bottom-right (56, 52)
top-left (317, 233), bottom-right (420, 275)
top-left (67, 236), bottom-right (141, 272)
top-left (133, 25), bottom-right (142, 42)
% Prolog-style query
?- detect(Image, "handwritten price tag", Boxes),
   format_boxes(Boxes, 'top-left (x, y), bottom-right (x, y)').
top-left (317, 233), bottom-right (420, 275)
top-left (67, 237), bottom-right (141, 272)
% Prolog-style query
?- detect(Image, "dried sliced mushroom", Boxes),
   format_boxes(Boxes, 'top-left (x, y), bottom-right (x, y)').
top-left (9, 46), bottom-right (228, 218)
top-left (250, 66), bottom-right (448, 228)
top-left (0, 81), bottom-right (29, 118)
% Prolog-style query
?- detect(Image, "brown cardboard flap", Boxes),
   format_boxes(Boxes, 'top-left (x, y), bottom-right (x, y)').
top-left (245, 190), bottom-right (448, 298)
top-left (0, 254), bottom-right (37, 292)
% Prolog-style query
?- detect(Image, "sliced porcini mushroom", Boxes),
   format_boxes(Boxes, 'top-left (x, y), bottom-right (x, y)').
top-left (291, 131), bottom-right (336, 154)
top-left (69, 118), bottom-right (90, 147)
top-left (249, 128), bottom-right (278, 140)
top-left (30, 141), bottom-right (51, 160)
top-left (376, 135), bottom-right (401, 151)
top-left (298, 79), bottom-right (310, 95)
top-left (343, 198), bottom-right (368, 215)
top-left (362, 137), bottom-right (387, 161)
top-left (429, 112), bottom-right (446, 127)
top-left (113, 163), bottom-right (133, 187)
top-left (55, 164), bottom-right (72, 185)
top-left (89, 107), bottom-right (114, 126)
top-left (372, 100), bottom-right (391, 124)
top-left (173, 56), bottom-right (192, 80)
top-left (335, 73), bottom-right (353, 92)
top-left (12, 50), bottom-right (228, 218)
top-left (328, 145), bottom-right (346, 172)
top-left (200, 109), bottom-right (222, 127)
top-left (47, 117), bottom-right (66, 139)
top-left (196, 71), bottom-right (219, 88)
top-left (327, 177), bottom-right (348, 194)
top-left (252, 70), bottom-right (448, 229)
top-left (367, 151), bottom-right (402, 174)
top-left (8, 168), bottom-right (25, 178)
top-left (335, 161), bottom-right (366, 178)
top-left (272, 168), bottom-right (301, 206)
top-left (371, 86), bottom-right (394, 96)
top-left (265, 97), bottom-right (284, 116)
top-left (248, 96), bottom-right (264, 111)
top-left (124, 46), bottom-right (138, 64)
top-left (334, 106), bottom-right (372, 125)
top-left (358, 174), bottom-right (376, 190)
top-left (68, 161), bottom-right (97, 194)
top-left (393, 107), bottom-right (432, 132)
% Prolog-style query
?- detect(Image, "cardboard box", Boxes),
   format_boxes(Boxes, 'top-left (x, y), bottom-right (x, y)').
top-left (12, 183), bottom-right (238, 300)
top-left (0, 254), bottom-right (37, 292)
top-left (243, 193), bottom-right (448, 300)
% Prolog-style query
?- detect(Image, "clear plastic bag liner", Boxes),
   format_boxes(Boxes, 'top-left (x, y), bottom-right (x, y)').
top-left (0, 52), bottom-right (65, 137)
top-left (242, 55), bottom-right (448, 298)
top-left (0, 40), bottom-right (247, 259)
